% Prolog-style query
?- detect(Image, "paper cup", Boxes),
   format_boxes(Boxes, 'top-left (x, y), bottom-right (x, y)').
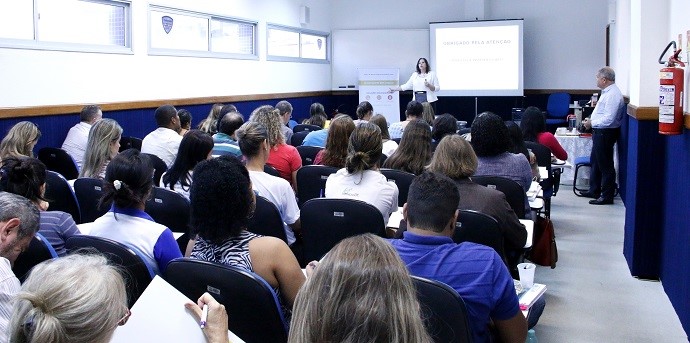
top-left (517, 262), bottom-right (536, 289)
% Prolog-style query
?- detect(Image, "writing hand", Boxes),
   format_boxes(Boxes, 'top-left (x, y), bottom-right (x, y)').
top-left (185, 293), bottom-right (229, 343)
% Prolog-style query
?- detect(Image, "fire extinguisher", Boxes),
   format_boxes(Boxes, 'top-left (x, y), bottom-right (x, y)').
top-left (658, 41), bottom-right (685, 135)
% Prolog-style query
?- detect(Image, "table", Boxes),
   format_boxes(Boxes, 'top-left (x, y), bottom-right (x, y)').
top-left (554, 131), bottom-right (618, 186)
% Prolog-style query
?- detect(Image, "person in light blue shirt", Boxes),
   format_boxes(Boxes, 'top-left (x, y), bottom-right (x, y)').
top-left (301, 128), bottom-right (329, 147)
top-left (211, 111), bottom-right (244, 158)
top-left (582, 66), bottom-right (625, 205)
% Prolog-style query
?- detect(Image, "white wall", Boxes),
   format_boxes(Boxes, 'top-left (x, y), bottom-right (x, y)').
top-left (0, 0), bottom-right (332, 107)
top-left (669, 0), bottom-right (690, 110)
top-left (331, 0), bottom-right (609, 90)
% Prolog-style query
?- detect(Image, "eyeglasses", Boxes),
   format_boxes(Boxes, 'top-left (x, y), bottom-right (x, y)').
top-left (118, 309), bottom-right (131, 326)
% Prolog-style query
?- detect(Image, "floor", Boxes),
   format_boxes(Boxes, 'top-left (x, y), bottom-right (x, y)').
top-left (532, 186), bottom-right (688, 342)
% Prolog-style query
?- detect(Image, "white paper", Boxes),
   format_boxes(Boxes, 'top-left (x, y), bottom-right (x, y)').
top-left (110, 276), bottom-right (244, 343)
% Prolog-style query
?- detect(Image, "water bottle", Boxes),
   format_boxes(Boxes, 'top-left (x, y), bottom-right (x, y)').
top-left (526, 329), bottom-right (538, 343)
top-left (567, 115), bottom-right (576, 131)
top-left (591, 93), bottom-right (599, 106)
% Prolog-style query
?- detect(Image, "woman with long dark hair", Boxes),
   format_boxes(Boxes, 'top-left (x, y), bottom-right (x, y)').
top-left (161, 130), bottom-right (214, 200)
top-left (520, 106), bottom-right (568, 160)
top-left (313, 115), bottom-right (355, 168)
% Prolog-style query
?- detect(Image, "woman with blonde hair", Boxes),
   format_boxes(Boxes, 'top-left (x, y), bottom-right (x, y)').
top-left (421, 101), bottom-right (435, 125)
top-left (383, 119), bottom-right (432, 175)
top-left (197, 103), bottom-right (224, 134)
top-left (368, 114), bottom-right (398, 157)
top-left (313, 115), bottom-right (355, 168)
top-left (289, 234), bottom-right (432, 343)
top-left (79, 119), bottom-right (122, 179)
top-left (0, 121), bottom-right (41, 159)
top-left (325, 123), bottom-right (398, 220)
top-left (250, 105), bottom-right (302, 189)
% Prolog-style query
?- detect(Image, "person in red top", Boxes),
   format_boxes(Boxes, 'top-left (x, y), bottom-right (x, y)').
top-left (520, 106), bottom-right (568, 160)
top-left (249, 105), bottom-right (302, 190)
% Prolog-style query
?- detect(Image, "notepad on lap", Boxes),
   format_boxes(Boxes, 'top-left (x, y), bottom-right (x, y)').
top-left (111, 276), bottom-right (245, 343)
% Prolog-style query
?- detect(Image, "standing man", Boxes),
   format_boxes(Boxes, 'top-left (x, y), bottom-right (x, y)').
top-left (141, 104), bottom-right (183, 168)
top-left (62, 105), bottom-right (103, 171)
top-left (583, 67), bottom-right (625, 205)
top-left (0, 192), bottom-right (41, 343)
top-left (276, 100), bottom-right (294, 145)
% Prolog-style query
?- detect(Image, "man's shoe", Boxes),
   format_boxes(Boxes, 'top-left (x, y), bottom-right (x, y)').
top-left (589, 197), bottom-right (613, 205)
top-left (580, 192), bottom-right (600, 199)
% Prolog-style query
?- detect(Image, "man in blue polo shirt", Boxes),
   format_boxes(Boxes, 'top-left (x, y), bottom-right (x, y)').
top-left (390, 172), bottom-right (527, 343)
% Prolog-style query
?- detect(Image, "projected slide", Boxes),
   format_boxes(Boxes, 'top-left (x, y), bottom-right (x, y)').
top-left (430, 20), bottom-right (523, 96)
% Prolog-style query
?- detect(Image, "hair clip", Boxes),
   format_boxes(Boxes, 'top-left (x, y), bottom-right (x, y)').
top-left (113, 180), bottom-right (122, 190)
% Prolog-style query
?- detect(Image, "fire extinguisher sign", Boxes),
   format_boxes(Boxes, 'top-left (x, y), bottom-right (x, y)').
top-left (659, 85), bottom-right (675, 123)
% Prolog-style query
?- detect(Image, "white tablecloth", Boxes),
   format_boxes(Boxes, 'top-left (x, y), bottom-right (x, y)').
top-left (554, 133), bottom-right (618, 186)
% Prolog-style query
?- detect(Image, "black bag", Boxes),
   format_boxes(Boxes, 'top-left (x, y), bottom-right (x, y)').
top-left (527, 215), bottom-right (558, 268)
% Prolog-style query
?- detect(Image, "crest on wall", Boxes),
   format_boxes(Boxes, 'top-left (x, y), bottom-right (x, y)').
top-left (162, 16), bottom-right (174, 34)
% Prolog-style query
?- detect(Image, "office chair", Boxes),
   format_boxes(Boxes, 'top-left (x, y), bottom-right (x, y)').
top-left (44, 170), bottom-right (82, 224)
top-left (525, 141), bottom-right (554, 217)
top-left (545, 92), bottom-right (571, 129)
top-left (292, 124), bottom-right (321, 133)
top-left (301, 198), bottom-right (385, 262)
top-left (145, 187), bottom-right (190, 234)
top-left (290, 131), bottom-right (310, 146)
top-left (295, 165), bottom-right (338, 207)
top-left (248, 195), bottom-right (288, 243)
top-left (119, 136), bottom-right (143, 152)
top-left (66, 235), bottom-right (155, 307)
top-left (453, 210), bottom-right (506, 264)
top-left (165, 258), bottom-right (288, 343)
top-left (264, 164), bottom-right (281, 178)
top-left (12, 233), bottom-right (58, 283)
top-left (471, 176), bottom-right (527, 219)
top-left (380, 168), bottom-right (415, 207)
top-left (37, 147), bottom-right (79, 180)
top-left (141, 153), bottom-right (167, 186)
top-left (412, 275), bottom-right (472, 343)
top-left (296, 145), bottom-right (323, 166)
top-left (73, 177), bottom-right (109, 223)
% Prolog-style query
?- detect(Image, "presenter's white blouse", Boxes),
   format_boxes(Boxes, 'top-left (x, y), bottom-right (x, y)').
top-left (400, 71), bottom-right (440, 103)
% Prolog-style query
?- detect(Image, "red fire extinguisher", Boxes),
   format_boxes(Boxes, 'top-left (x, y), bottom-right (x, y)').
top-left (658, 41), bottom-right (685, 135)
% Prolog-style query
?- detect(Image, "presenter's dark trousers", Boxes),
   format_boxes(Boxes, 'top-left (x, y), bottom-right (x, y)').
top-left (589, 127), bottom-right (619, 200)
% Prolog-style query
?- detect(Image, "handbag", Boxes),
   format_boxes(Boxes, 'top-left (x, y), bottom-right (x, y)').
top-left (527, 215), bottom-right (558, 268)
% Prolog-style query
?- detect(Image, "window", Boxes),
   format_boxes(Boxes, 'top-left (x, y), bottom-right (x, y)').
top-left (149, 6), bottom-right (256, 59)
top-left (0, 0), bottom-right (131, 52)
top-left (267, 25), bottom-right (328, 63)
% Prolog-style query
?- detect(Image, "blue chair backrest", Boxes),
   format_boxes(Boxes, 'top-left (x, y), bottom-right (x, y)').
top-left (546, 92), bottom-right (571, 118)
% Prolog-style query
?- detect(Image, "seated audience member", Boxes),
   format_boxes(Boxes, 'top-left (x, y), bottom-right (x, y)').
top-left (369, 114), bottom-right (398, 157)
top-left (388, 101), bottom-right (423, 140)
top-left (276, 100), bottom-right (294, 145)
top-left (421, 101), bottom-right (435, 125)
top-left (197, 103), bottom-right (224, 135)
top-left (289, 234), bottom-right (432, 343)
top-left (237, 122), bottom-right (300, 246)
top-left (177, 109), bottom-right (193, 136)
top-left (313, 115), bottom-right (355, 168)
top-left (471, 112), bottom-right (532, 192)
top-left (353, 101), bottom-right (374, 126)
top-left (0, 157), bottom-right (81, 256)
top-left (325, 123), bottom-right (398, 220)
top-left (427, 135), bottom-right (527, 256)
top-left (189, 155), bottom-right (305, 318)
top-left (79, 119), bottom-right (122, 179)
top-left (431, 113), bottom-right (457, 151)
top-left (0, 192), bottom-right (40, 342)
top-left (250, 105), bottom-right (302, 189)
top-left (9, 254), bottom-right (230, 343)
top-left (521, 106), bottom-right (568, 160)
top-left (389, 172), bottom-right (528, 343)
top-left (301, 103), bottom-right (329, 147)
top-left (141, 104), bottom-right (183, 168)
top-left (505, 120), bottom-right (539, 180)
top-left (78, 149), bottom-right (182, 275)
top-left (161, 130), bottom-right (213, 200)
top-left (304, 102), bottom-right (328, 128)
top-left (382, 119), bottom-right (432, 175)
top-left (0, 121), bottom-right (41, 160)
top-left (62, 105), bottom-right (102, 170)
top-left (211, 108), bottom-right (243, 158)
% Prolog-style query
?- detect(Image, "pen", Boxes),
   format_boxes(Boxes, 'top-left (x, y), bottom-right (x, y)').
top-left (200, 304), bottom-right (208, 329)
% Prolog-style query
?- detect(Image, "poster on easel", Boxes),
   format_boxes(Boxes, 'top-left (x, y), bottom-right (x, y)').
top-left (358, 68), bottom-right (400, 125)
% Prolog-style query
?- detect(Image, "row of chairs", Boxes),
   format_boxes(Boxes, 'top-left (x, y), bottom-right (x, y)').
top-left (13, 232), bottom-right (472, 343)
